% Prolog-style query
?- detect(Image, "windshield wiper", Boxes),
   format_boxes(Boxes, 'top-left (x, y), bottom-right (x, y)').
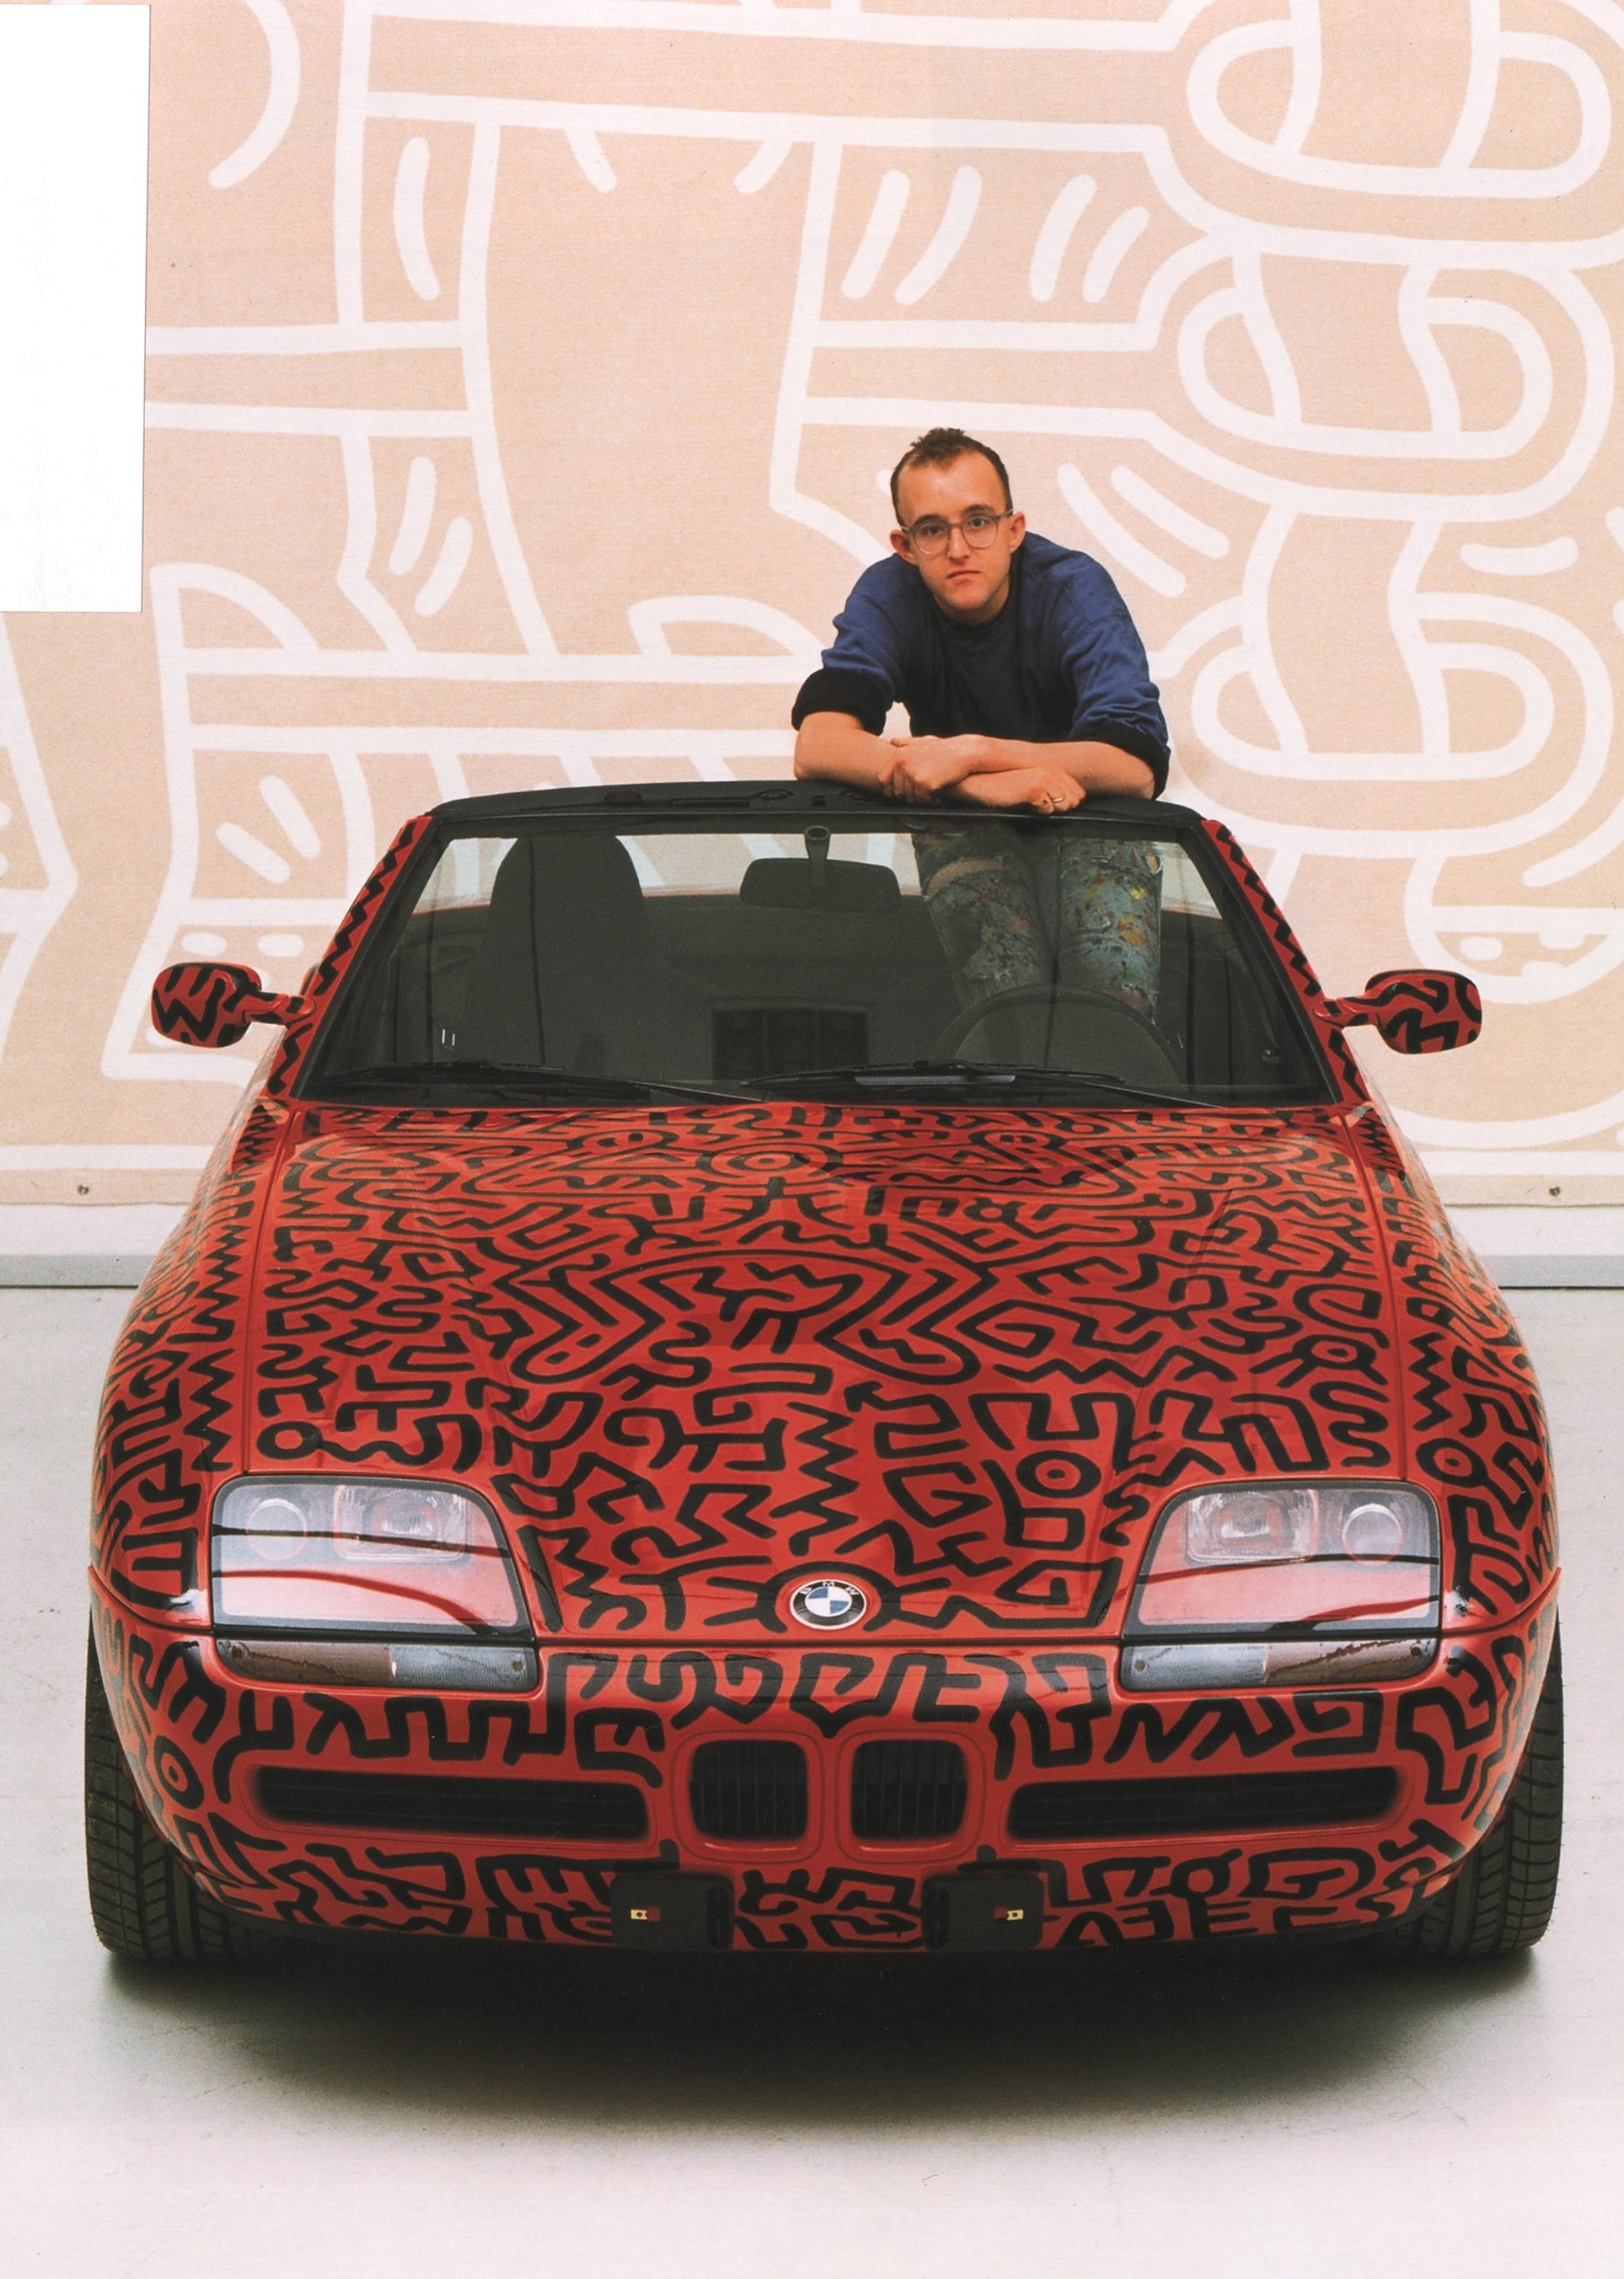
top-left (764, 1059), bottom-right (1192, 1107)
top-left (975, 1062), bottom-right (1192, 1107)
top-left (769, 1059), bottom-right (1010, 1091)
top-left (315, 1056), bottom-right (1190, 1109)
top-left (312, 1059), bottom-right (754, 1105)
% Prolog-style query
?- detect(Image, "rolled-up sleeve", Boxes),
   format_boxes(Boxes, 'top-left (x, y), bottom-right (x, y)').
top-left (791, 562), bottom-right (912, 736)
top-left (1053, 559), bottom-right (1171, 794)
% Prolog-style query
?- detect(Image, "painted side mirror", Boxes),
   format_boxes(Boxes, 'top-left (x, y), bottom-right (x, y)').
top-left (1321, 968), bottom-right (1482, 1054)
top-left (151, 962), bottom-right (309, 1048)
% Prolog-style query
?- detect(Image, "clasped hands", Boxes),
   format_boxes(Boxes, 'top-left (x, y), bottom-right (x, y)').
top-left (878, 733), bottom-right (1084, 814)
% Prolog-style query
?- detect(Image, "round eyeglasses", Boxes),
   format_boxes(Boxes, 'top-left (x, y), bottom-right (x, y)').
top-left (903, 508), bottom-right (1011, 556)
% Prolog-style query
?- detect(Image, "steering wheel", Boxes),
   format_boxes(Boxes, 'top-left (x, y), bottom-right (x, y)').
top-left (931, 984), bottom-right (1180, 1086)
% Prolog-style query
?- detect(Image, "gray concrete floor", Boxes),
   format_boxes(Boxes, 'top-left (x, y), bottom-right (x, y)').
top-left (2, 1289), bottom-right (1620, 2279)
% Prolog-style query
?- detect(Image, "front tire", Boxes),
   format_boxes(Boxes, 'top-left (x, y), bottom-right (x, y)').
top-left (1384, 1622), bottom-right (1563, 1960)
top-left (84, 1629), bottom-right (269, 1963)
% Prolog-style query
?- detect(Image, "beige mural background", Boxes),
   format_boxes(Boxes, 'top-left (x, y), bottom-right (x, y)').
top-left (3, 0), bottom-right (1623, 1214)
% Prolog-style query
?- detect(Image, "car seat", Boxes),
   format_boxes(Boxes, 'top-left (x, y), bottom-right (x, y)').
top-left (458, 832), bottom-right (712, 1081)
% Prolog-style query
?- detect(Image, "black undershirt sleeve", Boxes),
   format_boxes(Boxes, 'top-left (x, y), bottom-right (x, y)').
top-left (791, 666), bottom-right (892, 737)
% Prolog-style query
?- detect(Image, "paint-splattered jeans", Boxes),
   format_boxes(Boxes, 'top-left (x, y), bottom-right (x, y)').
top-left (914, 827), bottom-right (1161, 1014)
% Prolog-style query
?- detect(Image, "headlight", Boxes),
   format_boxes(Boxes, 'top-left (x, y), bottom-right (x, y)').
top-left (211, 1477), bottom-right (528, 1637)
top-left (1122, 1483), bottom-right (1439, 1692)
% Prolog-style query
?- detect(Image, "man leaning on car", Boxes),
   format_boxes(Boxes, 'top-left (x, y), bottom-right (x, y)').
top-left (791, 426), bottom-right (1169, 814)
top-left (791, 426), bottom-right (1172, 1011)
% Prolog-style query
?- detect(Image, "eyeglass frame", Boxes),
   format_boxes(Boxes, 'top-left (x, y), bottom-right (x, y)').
top-left (898, 507), bottom-right (1015, 557)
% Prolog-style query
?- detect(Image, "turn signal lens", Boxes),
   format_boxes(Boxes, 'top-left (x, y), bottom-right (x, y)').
top-left (1122, 1638), bottom-right (1435, 1693)
top-left (211, 1477), bottom-right (526, 1634)
top-left (215, 1638), bottom-right (538, 1690)
top-left (1129, 1484), bottom-right (1439, 1638)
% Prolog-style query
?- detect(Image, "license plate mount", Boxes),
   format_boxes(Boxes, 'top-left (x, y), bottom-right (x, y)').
top-left (610, 1873), bottom-right (734, 1952)
top-left (923, 1873), bottom-right (1046, 1952)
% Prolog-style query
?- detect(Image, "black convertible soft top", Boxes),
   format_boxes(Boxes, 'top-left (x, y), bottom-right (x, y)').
top-left (431, 778), bottom-right (1203, 832)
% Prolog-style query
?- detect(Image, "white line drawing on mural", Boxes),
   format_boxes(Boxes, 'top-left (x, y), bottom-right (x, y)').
top-left (1027, 174), bottom-right (1097, 303)
top-left (894, 168), bottom-right (982, 306)
top-left (393, 137), bottom-right (439, 298)
top-left (113, 0), bottom-right (1624, 1191)
top-left (208, 0), bottom-right (301, 192)
top-left (0, 622), bottom-right (76, 1070)
top-left (1188, 8), bottom-right (1611, 200)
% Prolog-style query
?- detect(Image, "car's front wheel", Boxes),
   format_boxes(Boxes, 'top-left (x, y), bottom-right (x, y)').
top-left (1382, 1622), bottom-right (1563, 1960)
top-left (83, 1629), bottom-right (270, 1963)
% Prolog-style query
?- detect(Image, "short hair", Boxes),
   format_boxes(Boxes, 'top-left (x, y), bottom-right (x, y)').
top-left (889, 427), bottom-right (1013, 522)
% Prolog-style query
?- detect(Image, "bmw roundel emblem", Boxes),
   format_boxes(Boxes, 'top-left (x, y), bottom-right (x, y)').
top-left (789, 1577), bottom-right (868, 1631)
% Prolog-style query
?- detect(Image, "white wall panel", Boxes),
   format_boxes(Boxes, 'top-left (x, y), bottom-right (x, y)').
top-left (0, 6), bottom-right (147, 611)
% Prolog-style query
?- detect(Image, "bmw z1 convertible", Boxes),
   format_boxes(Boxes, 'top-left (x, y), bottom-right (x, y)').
top-left (86, 782), bottom-right (1561, 1962)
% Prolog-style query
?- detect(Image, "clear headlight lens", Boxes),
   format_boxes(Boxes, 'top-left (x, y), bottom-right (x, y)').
top-left (1123, 1484), bottom-right (1439, 1691)
top-left (211, 1477), bottom-right (527, 1635)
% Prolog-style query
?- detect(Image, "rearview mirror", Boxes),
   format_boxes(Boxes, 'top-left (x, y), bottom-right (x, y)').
top-left (741, 819), bottom-right (901, 913)
top-left (1321, 968), bottom-right (1482, 1054)
top-left (151, 962), bottom-right (309, 1048)
top-left (739, 857), bottom-right (899, 913)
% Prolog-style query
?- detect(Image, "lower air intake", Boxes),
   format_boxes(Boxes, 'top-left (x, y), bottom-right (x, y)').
top-left (256, 1769), bottom-right (648, 1842)
top-left (1008, 1767), bottom-right (1397, 1842)
top-left (850, 1740), bottom-right (968, 1841)
top-left (689, 1740), bottom-right (808, 1841)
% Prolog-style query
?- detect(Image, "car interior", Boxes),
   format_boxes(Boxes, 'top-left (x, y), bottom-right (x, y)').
top-left (315, 824), bottom-right (1321, 1102)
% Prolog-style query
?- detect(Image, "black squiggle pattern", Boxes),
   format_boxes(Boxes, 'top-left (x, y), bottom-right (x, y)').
top-left (88, 798), bottom-right (1558, 1950)
top-left (151, 964), bottom-right (303, 1049)
top-left (263, 813), bottom-right (433, 1097)
top-left (91, 1594), bottom-right (1556, 1947)
top-left (236, 1107), bottom-right (1408, 1639)
top-left (1323, 970), bottom-right (1484, 1054)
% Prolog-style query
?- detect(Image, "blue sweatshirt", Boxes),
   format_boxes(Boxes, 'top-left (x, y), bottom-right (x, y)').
top-left (791, 531), bottom-right (1170, 795)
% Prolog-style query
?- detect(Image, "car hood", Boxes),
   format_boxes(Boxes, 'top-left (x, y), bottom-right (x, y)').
top-left (243, 1100), bottom-right (1404, 1640)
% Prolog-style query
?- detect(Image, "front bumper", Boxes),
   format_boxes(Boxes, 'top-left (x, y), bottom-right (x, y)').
top-left (91, 1584), bottom-right (1557, 1951)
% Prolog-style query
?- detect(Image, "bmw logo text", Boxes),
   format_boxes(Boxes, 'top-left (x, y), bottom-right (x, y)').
top-left (789, 1578), bottom-right (868, 1631)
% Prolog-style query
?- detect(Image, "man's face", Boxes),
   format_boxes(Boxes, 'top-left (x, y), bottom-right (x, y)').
top-left (890, 451), bottom-right (1026, 625)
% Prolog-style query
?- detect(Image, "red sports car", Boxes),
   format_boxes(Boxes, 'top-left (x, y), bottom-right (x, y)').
top-left (85, 783), bottom-right (1561, 1961)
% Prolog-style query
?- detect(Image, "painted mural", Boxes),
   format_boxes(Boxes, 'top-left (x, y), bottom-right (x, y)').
top-left (3, 0), bottom-right (1623, 1212)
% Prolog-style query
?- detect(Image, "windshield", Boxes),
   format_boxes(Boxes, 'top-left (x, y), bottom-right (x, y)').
top-left (304, 813), bottom-right (1329, 1107)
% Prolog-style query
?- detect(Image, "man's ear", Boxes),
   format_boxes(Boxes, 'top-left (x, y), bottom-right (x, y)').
top-left (888, 528), bottom-right (914, 561)
top-left (1008, 512), bottom-right (1026, 550)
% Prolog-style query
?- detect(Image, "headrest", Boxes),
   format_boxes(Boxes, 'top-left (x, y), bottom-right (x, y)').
top-left (489, 830), bottom-right (650, 942)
